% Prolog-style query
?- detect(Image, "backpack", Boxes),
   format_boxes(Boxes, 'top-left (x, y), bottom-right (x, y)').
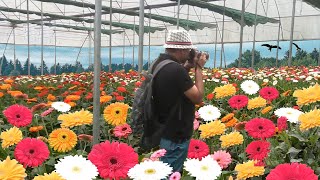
top-left (130, 59), bottom-right (177, 151)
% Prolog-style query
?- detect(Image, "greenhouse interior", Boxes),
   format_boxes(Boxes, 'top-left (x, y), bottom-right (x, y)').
top-left (0, 0), bottom-right (320, 179)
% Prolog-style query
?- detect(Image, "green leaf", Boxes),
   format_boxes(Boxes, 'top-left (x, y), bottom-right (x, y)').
top-left (287, 133), bottom-right (306, 142)
top-left (290, 158), bottom-right (303, 163)
top-left (275, 142), bottom-right (287, 151)
top-left (287, 147), bottom-right (301, 158)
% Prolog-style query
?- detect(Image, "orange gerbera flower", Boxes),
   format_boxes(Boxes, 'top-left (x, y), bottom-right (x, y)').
top-left (7, 91), bottom-right (23, 97)
top-left (65, 95), bottom-right (81, 101)
top-left (4, 79), bottom-right (14, 84)
top-left (47, 94), bottom-right (56, 101)
top-left (100, 95), bottom-right (112, 103)
top-left (29, 126), bottom-right (44, 133)
top-left (0, 92), bottom-right (4, 98)
top-left (0, 84), bottom-right (11, 90)
top-left (27, 98), bottom-right (38, 103)
top-left (34, 86), bottom-right (45, 91)
top-left (68, 86), bottom-right (77, 90)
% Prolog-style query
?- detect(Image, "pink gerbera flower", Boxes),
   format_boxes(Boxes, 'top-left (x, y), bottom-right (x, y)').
top-left (187, 139), bottom-right (209, 160)
top-left (245, 118), bottom-right (275, 139)
top-left (193, 119), bottom-right (200, 130)
top-left (150, 149), bottom-right (166, 161)
top-left (245, 140), bottom-right (270, 161)
top-left (211, 150), bottom-right (232, 169)
top-left (228, 95), bottom-right (249, 109)
top-left (14, 138), bottom-right (50, 167)
top-left (259, 87), bottom-right (279, 101)
top-left (277, 116), bottom-right (288, 132)
top-left (266, 163), bottom-right (318, 180)
top-left (88, 141), bottom-right (138, 180)
top-left (170, 172), bottom-right (181, 180)
top-left (113, 124), bottom-right (132, 138)
top-left (3, 104), bottom-right (33, 127)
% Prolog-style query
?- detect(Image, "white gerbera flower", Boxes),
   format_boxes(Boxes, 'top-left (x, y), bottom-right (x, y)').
top-left (55, 155), bottom-right (98, 180)
top-left (240, 80), bottom-right (260, 95)
top-left (274, 107), bottom-right (304, 123)
top-left (128, 160), bottom-right (172, 180)
top-left (184, 155), bottom-right (222, 180)
top-left (51, 101), bottom-right (71, 112)
top-left (198, 105), bottom-right (221, 121)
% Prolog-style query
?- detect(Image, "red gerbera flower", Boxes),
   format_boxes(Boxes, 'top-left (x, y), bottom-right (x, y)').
top-left (245, 118), bottom-right (275, 139)
top-left (3, 104), bottom-right (33, 127)
top-left (88, 141), bottom-right (138, 180)
top-left (14, 138), bottom-right (50, 167)
top-left (228, 95), bottom-right (249, 109)
top-left (259, 87), bottom-right (279, 101)
top-left (277, 116), bottom-right (288, 131)
top-left (245, 140), bottom-right (270, 160)
top-left (113, 124), bottom-right (132, 138)
top-left (266, 163), bottom-right (318, 180)
top-left (187, 139), bottom-right (209, 160)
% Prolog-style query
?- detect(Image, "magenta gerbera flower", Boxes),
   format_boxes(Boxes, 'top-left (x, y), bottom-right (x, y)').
top-left (88, 141), bottom-right (138, 179)
top-left (266, 163), bottom-right (317, 180)
top-left (187, 139), bottom-right (209, 160)
top-left (228, 95), bottom-right (249, 109)
top-left (245, 118), bottom-right (275, 139)
top-left (14, 138), bottom-right (50, 167)
top-left (259, 87), bottom-right (279, 101)
top-left (245, 140), bottom-right (270, 160)
top-left (277, 116), bottom-right (288, 131)
top-left (3, 104), bottom-right (33, 127)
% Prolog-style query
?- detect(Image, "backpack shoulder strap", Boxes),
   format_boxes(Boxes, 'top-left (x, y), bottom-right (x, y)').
top-left (152, 59), bottom-right (176, 76)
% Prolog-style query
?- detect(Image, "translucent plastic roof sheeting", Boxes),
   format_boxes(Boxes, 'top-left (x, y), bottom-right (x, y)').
top-left (0, 0), bottom-right (319, 47)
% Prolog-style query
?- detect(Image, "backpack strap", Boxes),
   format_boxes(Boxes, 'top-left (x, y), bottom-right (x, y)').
top-left (151, 59), bottom-right (176, 76)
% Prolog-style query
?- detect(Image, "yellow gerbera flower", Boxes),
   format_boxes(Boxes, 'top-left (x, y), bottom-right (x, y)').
top-left (48, 128), bottom-right (77, 152)
top-left (247, 96), bottom-right (266, 110)
top-left (220, 131), bottom-right (244, 148)
top-left (213, 84), bottom-right (236, 99)
top-left (58, 109), bottom-right (93, 128)
top-left (0, 156), bottom-right (27, 179)
top-left (103, 102), bottom-right (130, 126)
top-left (199, 120), bottom-right (225, 139)
top-left (235, 160), bottom-right (265, 180)
top-left (34, 171), bottom-right (65, 180)
top-left (0, 126), bottom-right (23, 148)
top-left (299, 108), bottom-right (320, 131)
top-left (293, 83), bottom-right (320, 106)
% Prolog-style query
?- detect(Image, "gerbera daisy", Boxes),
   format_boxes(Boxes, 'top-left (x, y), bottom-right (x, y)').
top-left (211, 150), bottom-right (232, 169)
top-left (48, 128), bottom-right (77, 152)
top-left (240, 80), bottom-right (260, 95)
top-left (213, 84), bottom-right (236, 98)
top-left (259, 87), bottom-right (279, 101)
top-left (245, 140), bottom-right (270, 160)
top-left (298, 108), bottom-right (320, 131)
top-left (3, 104), bottom-right (32, 127)
top-left (103, 102), bottom-right (130, 126)
top-left (184, 155), bottom-right (222, 180)
top-left (34, 171), bottom-right (64, 180)
top-left (150, 149), bottom-right (166, 161)
top-left (235, 160), bottom-right (265, 180)
top-left (88, 141), bottom-right (139, 179)
top-left (228, 95), bottom-right (249, 109)
top-left (55, 155), bottom-right (98, 180)
top-left (187, 139), bottom-right (209, 159)
top-left (41, 107), bottom-right (54, 117)
top-left (128, 160), bottom-right (172, 180)
top-left (220, 132), bottom-right (244, 148)
top-left (266, 163), bottom-right (318, 180)
top-left (113, 123), bottom-right (132, 138)
top-left (261, 106), bottom-right (273, 114)
top-left (0, 126), bottom-right (23, 148)
top-left (274, 107), bottom-right (303, 123)
top-left (199, 120), bottom-right (226, 138)
top-left (169, 172), bottom-right (181, 180)
top-left (198, 105), bottom-right (221, 121)
top-left (277, 116), bottom-right (288, 131)
top-left (0, 156), bottom-right (26, 179)
top-left (245, 118), bottom-right (275, 139)
top-left (14, 138), bottom-right (50, 167)
top-left (247, 97), bottom-right (267, 110)
top-left (51, 101), bottom-right (71, 113)
top-left (58, 109), bottom-right (93, 128)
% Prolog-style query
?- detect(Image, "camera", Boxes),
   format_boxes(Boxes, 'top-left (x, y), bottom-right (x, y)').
top-left (188, 49), bottom-right (209, 65)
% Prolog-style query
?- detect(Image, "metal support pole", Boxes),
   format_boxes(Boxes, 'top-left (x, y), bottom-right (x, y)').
top-left (122, 31), bottom-right (125, 69)
top-left (288, 0), bottom-right (297, 66)
top-left (138, 0), bottom-right (144, 72)
top-left (318, 48), bottom-right (320, 66)
top-left (276, 20), bottom-right (281, 67)
top-left (214, 28), bottom-right (217, 68)
top-left (176, 0), bottom-right (181, 29)
top-left (220, 0), bottom-right (225, 68)
top-left (41, 2), bottom-right (44, 75)
top-left (27, 0), bottom-right (30, 75)
top-left (132, 17), bottom-right (135, 70)
top-left (251, 0), bottom-right (258, 69)
top-left (13, 26), bottom-right (16, 71)
top-left (54, 29), bottom-right (57, 75)
top-left (148, 9), bottom-right (151, 68)
top-left (89, 31), bottom-right (92, 66)
top-left (92, 0), bottom-right (102, 145)
top-left (238, 0), bottom-right (245, 68)
top-left (109, 0), bottom-right (112, 72)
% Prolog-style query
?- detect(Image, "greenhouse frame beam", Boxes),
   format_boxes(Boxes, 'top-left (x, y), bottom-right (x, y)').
top-left (33, 0), bottom-right (216, 30)
top-left (0, 17), bottom-right (123, 35)
top-left (0, 6), bottom-right (165, 33)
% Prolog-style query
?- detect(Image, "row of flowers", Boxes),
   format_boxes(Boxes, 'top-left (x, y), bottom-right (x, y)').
top-left (0, 66), bottom-right (319, 179)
